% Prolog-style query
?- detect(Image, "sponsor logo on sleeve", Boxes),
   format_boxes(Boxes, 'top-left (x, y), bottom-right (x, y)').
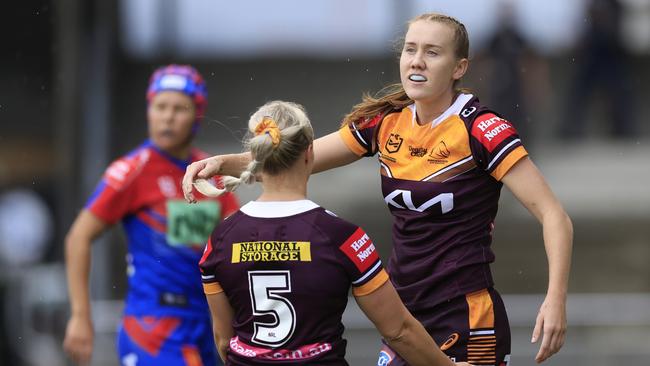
top-left (377, 346), bottom-right (396, 366)
top-left (471, 113), bottom-right (517, 151)
top-left (104, 150), bottom-right (150, 190)
top-left (339, 228), bottom-right (378, 272)
top-left (231, 241), bottom-right (311, 263)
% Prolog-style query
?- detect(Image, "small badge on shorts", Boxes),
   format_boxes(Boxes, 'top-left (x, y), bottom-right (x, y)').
top-left (377, 348), bottom-right (395, 366)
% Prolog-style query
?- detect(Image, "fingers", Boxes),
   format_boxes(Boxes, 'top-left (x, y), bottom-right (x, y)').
top-left (531, 310), bottom-right (542, 343)
top-left (534, 321), bottom-right (567, 363)
top-left (63, 337), bottom-right (92, 365)
top-left (182, 161), bottom-right (205, 203)
top-left (534, 328), bottom-right (552, 363)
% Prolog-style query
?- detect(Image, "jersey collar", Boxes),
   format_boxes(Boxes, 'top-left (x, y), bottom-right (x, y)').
top-left (410, 93), bottom-right (474, 128)
top-left (240, 200), bottom-right (320, 218)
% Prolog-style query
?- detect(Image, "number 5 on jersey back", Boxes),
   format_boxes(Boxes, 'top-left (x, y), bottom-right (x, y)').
top-left (248, 270), bottom-right (296, 347)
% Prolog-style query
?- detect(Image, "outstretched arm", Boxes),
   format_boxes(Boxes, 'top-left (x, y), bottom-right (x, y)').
top-left (63, 210), bottom-right (109, 365)
top-left (502, 157), bottom-right (573, 364)
top-left (183, 131), bottom-right (360, 202)
top-left (356, 281), bottom-right (470, 366)
top-left (311, 131), bottom-right (360, 173)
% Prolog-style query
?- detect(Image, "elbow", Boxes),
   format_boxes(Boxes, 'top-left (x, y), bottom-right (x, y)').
top-left (214, 333), bottom-right (230, 357)
top-left (565, 212), bottom-right (574, 235)
top-left (64, 230), bottom-right (78, 256)
top-left (559, 210), bottom-right (574, 240)
top-left (381, 320), bottom-right (409, 345)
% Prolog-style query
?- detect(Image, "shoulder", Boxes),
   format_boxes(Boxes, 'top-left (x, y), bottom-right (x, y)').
top-left (210, 210), bottom-right (244, 239)
top-left (470, 112), bottom-right (519, 151)
top-left (455, 94), bottom-right (491, 125)
top-left (352, 108), bottom-right (404, 130)
top-left (309, 208), bottom-right (367, 247)
top-left (313, 207), bottom-right (358, 230)
top-left (103, 143), bottom-right (153, 191)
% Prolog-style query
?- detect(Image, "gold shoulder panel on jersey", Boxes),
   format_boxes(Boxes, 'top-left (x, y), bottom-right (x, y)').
top-left (203, 282), bottom-right (224, 295)
top-left (490, 145), bottom-right (528, 181)
top-left (339, 123), bottom-right (371, 157)
top-left (352, 268), bottom-right (389, 297)
top-left (377, 112), bottom-right (474, 182)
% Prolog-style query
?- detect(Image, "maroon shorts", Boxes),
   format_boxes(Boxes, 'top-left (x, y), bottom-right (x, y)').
top-left (378, 287), bottom-right (511, 366)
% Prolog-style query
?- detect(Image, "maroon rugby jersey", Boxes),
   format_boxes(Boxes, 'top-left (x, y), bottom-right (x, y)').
top-left (199, 200), bottom-right (388, 365)
top-left (339, 94), bottom-right (528, 311)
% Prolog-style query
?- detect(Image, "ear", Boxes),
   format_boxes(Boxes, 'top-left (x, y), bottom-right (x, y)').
top-left (305, 144), bottom-right (314, 164)
top-left (453, 58), bottom-right (469, 81)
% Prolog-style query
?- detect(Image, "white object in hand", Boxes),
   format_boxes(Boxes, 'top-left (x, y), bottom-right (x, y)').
top-left (193, 179), bottom-right (226, 197)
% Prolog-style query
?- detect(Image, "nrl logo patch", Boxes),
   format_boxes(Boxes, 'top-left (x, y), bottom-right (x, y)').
top-left (385, 133), bottom-right (403, 153)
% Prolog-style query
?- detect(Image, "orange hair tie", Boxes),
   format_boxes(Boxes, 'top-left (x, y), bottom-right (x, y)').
top-left (254, 117), bottom-right (281, 148)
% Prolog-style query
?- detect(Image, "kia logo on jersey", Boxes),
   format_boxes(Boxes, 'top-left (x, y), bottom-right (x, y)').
top-left (384, 190), bottom-right (454, 214)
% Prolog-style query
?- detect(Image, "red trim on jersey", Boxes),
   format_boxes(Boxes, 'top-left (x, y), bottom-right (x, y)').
top-left (135, 211), bottom-right (166, 233)
top-left (471, 113), bottom-right (517, 152)
top-left (358, 113), bottom-right (382, 130)
top-left (181, 345), bottom-right (204, 366)
top-left (123, 316), bottom-right (180, 356)
top-left (199, 236), bottom-right (214, 267)
top-left (339, 228), bottom-right (378, 272)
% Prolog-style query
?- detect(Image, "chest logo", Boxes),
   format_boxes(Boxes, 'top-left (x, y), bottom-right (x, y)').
top-left (385, 133), bottom-right (403, 153)
top-left (384, 190), bottom-right (454, 214)
top-left (428, 141), bottom-right (451, 164)
top-left (408, 146), bottom-right (427, 157)
top-left (158, 176), bottom-right (177, 197)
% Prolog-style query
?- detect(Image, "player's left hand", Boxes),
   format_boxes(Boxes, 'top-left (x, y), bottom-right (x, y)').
top-left (531, 294), bottom-right (567, 363)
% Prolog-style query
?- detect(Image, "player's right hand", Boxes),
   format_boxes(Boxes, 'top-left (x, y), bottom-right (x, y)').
top-left (63, 315), bottom-right (94, 365)
top-left (183, 156), bottom-right (223, 203)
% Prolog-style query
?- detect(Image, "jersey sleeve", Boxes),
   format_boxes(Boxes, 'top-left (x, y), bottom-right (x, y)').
top-left (337, 227), bottom-right (388, 296)
top-left (469, 112), bottom-right (529, 181)
top-left (337, 114), bottom-right (383, 157)
top-left (199, 236), bottom-right (224, 295)
top-left (85, 155), bottom-right (145, 225)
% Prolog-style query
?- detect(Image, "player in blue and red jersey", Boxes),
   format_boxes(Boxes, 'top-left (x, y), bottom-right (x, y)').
top-left (183, 13), bottom-right (573, 366)
top-left (195, 101), bottom-right (469, 366)
top-left (63, 65), bottom-right (239, 366)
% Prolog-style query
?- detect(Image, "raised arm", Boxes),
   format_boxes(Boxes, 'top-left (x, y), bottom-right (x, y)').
top-left (206, 292), bottom-right (235, 362)
top-left (311, 131), bottom-right (360, 173)
top-left (355, 281), bottom-right (470, 366)
top-left (183, 131), bottom-right (360, 202)
top-left (501, 157), bottom-right (573, 363)
top-left (63, 210), bottom-right (109, 365)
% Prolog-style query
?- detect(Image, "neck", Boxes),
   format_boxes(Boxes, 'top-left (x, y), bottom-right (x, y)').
top-left (414, 90), bottom-right (456, 125)
top-left (166, 146), bottom-right (192, 161)
top-left (154, 141), bottom-right (192, 161)
top-left (258, 170), bottom-right (309, 202)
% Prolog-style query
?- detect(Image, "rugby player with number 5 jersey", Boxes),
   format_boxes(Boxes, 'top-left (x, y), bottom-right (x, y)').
top-left (196, 101), bottom-right (469, 366)
top-left (183, 12), bottom-right (573, 366)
